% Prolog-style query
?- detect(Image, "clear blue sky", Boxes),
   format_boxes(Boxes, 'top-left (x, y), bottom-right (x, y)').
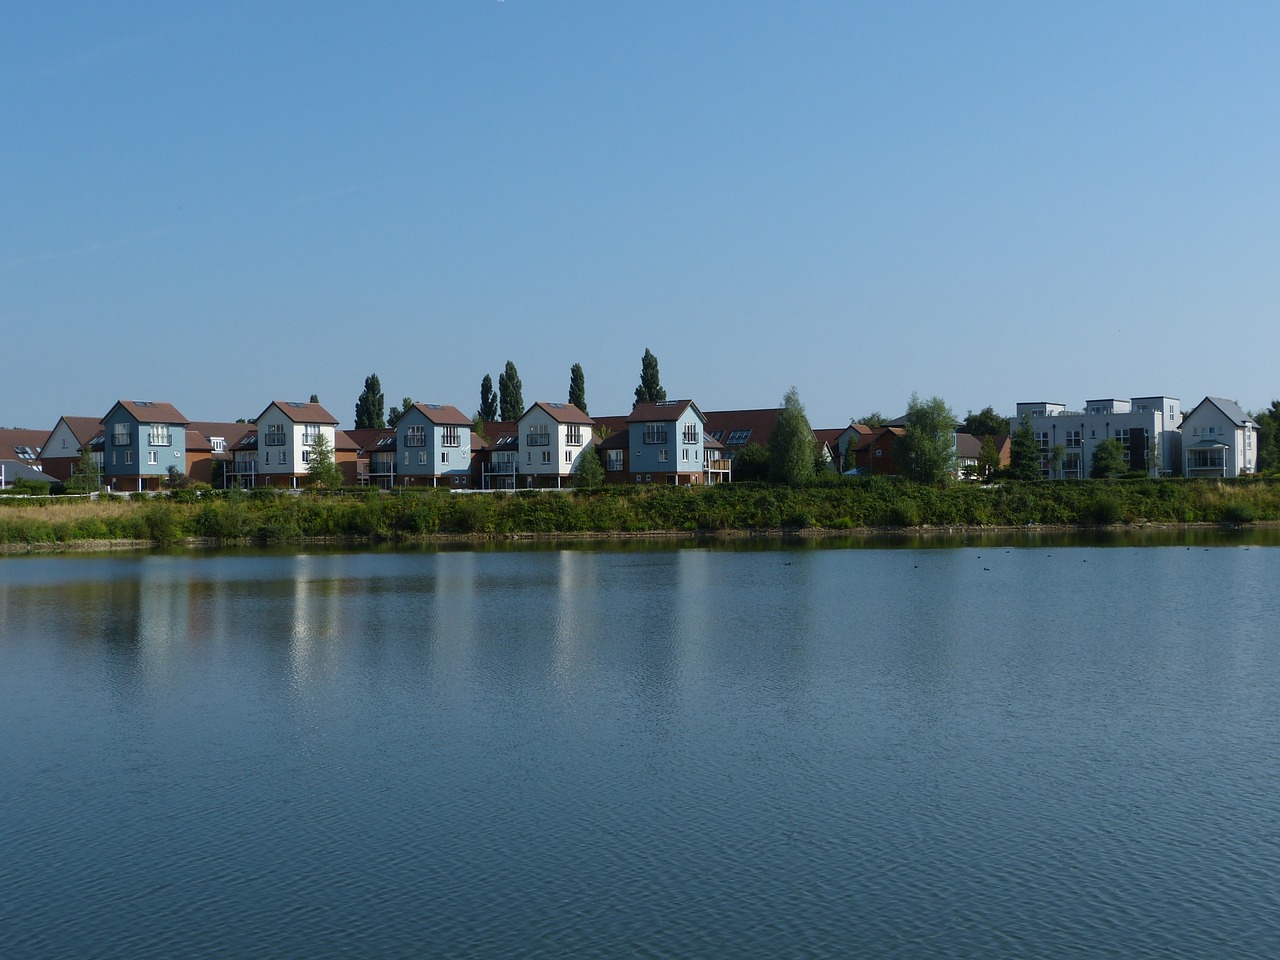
top-left (5, 1), bottom-right (1279, 430)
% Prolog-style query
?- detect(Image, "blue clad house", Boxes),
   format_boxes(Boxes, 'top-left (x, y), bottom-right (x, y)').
top-left (395, 402), bottom-right (474, 488)
top-left (626, 400), bottom-right (706, 485)
top-left (101, 400), bottom-right (189, 492)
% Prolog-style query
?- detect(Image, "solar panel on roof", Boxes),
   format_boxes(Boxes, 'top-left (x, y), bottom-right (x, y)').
top-left (727, 430), bottom-right (752, 445)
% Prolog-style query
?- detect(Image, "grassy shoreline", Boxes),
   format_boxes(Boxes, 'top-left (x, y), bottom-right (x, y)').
top-left (3, 477), bottom-right (1278, 553)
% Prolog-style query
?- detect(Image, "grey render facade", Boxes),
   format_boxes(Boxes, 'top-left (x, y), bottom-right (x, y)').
top-left (626, 400), bottom-right (706, 484)
top-left (395, 402), bottom-right (474, 487)
top-left (1012, 396), bottom-right (1182, 478)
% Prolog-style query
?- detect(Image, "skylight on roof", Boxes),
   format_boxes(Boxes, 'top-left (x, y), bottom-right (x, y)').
top-left (726, 430), bottom-right (752, 445)
top-left (546, 402), bottom-right (565, 408)
top-left (286, 401), bottom-right (307, 408)
top-left (15, 446), bottom-right (38, 460)
top-left (134, 401), bottom-right (154, 407)
top-left (424, 403), bottom-right (442, 409)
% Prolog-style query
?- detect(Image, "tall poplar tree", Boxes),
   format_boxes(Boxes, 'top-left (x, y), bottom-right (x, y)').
top-left (498, 361), bottom-right (524, 421)
top-left (389, 396), bottom-right (414, 426)
top-left (634, 348), bottom-right (667, 404)
top-left (569, 363), bottom-right (588, 415)
top-left (354, 374), bottom-right (386, 429)
top-left (478, 374), bottom-right (499, 422)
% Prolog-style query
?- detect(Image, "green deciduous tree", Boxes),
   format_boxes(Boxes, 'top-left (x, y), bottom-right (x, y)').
top-left (732, 443), bottom-right (770, 481)
top-left (1008, 417), bottom-right (1043, 481)
top-left (1090, 438), bottom-right (1127, 479)
top-left (569, 363), bottom-right (588, 415)
top-left (1255, 400), bottom-right (1280, 473)
top-left (65, 447), bottom-right (102, 494)
top-left (306, 434), bottom-right (343, 489)
top-left (355, 374), bottom-right (386, 429)
top-left (478, 374), bottom-right (499, 423)
top-left (768, 387), bottom-right (816, 486)
top-left (858, 412), bottom-right (886, 429)
top-left (634, 348), bottom-right (667, 404)
top-left (977, 435), bottom-right (1002, 480)
top-left (896, 393), bottom-right (958, 484)
top-left (962, 406), bottom-right (1009, 437)
top-left (573, 444), bottom-right (604, 488)
top-left (498, 361), bottom-right (523, 421)
top-left (389, 396), bottom-right (414, 426)
top-left (309, 394), bottom-right (319, 404)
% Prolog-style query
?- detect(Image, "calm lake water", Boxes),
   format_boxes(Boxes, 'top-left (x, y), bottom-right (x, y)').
top-left (3, 541), bottom-right (1279, 959)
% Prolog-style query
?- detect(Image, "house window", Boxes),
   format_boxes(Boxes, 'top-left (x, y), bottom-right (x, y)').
top-left (302, 426), bottom-right (321, 447)
top-left (542, 451), bottom-right (552, 465)
top-left (125, 451), bottom-right (132, 465)
top-left (565, 425), bottom-right (582, 445)
top-left (682, 449), bottom-right (689, 461)
top-left (149, 424), bottom-right (171, 446)
top-left (683, 423), bottom-right (699, 444)
top-left (441, 452), bottom-right (449, 464)
top-left (607, 450), bottom-right (623, 471)
top-left (405, 425), bottom-right (426, 447)
top-left (419, 452), bottom-right (429, 465)
top-left (527, 452), bottom-right (532, 464)
top-left (112, 423), bottom-right (130, 446)
top-left (442, 426), bottom-right (460, 447)
top-left (265, 424), bottom-right (286, 446)
top-left (564, 450), bottom-right (573, 463)
top-left (211, 438), bottom-right (225, 452)
top-left (302, 450), bottom-right (312, 464)
top-left (659, 449), bottom-right (669, 462)
top-left (62, 438), bottom-right (68, 449)
top-left (527, 424), bottom-right (550, 446)
top-left (1065, 430), bottom-right (1082, 448)
top-left (643, 424), bottom-right (667, 444)
top-left (148, 451), bottom-right (157, 465)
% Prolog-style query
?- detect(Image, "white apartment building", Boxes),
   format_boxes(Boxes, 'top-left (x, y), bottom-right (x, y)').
top-left (1012, 396), bottom-right (1182, 478)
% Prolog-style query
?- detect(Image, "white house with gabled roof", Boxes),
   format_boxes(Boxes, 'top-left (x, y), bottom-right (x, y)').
top-left (1181, 397), bottom-right (1258, 478)
top-left (253, 400), bottom-right (339, 488)
top-left (516, 401), bottom-right (595, 488)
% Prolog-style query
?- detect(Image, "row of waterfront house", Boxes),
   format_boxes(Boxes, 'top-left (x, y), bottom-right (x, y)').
top-left (0, 392), bottom-right (1262, 493)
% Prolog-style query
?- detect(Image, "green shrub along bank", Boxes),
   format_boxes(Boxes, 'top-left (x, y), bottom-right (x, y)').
top-left (2, 478), bottom-right (1279, 546)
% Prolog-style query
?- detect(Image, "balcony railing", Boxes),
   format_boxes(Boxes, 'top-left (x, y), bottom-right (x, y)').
top-left (526, 433), bottom-right (550, 446)
top-left (264, 433), bottom-right (287, 446)
top-left (643, 430), bottom-right (668, 444)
